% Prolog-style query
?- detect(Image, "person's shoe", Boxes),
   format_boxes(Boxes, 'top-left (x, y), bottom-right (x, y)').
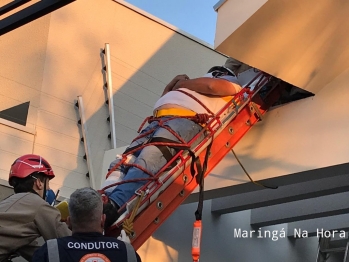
top-left (103, 200), bottom-right (120, 230)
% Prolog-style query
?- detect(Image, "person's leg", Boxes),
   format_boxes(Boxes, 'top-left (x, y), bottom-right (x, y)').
top-left (108, 118), bottom-right (203, 208)
top-left (102, 121), bottom-right (160, 193)
top-left (103, 121), bottom-right (161, 229)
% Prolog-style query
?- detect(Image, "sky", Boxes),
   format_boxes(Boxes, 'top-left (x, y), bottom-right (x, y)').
top-left (124, 0), bottom-right (219, 46)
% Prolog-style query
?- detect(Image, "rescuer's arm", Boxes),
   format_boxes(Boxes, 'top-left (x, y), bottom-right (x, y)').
top-left (172, 77), bottom-right (242, 96)
top-left (35, 203), bottom-right (72, 241)
top-left (161, 74), bottom-right (189, 96)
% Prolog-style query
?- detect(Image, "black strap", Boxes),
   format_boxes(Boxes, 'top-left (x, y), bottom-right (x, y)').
top-left (147, 137), bottom-right (190, 162)
top-left (124, 137), bottom-right (190, 162)
top-left (194, 141), bottom-right (212, 221)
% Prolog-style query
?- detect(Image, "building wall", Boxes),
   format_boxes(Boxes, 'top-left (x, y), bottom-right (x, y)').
top-left (140, 200), bottom-right (342, 262)
top-left (215, 0), bottom-right (349, 94)
top-left (0, 0), bottom-right (224, 197)
top-left (0, 13), bottom-right (51, 182)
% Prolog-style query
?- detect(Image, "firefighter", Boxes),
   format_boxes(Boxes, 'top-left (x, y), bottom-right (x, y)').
top-left (0, 154), bottom-right (71, 261)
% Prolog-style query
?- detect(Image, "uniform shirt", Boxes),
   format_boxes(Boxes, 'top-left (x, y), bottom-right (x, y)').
top-left (32, 232), bottom-right (142, 262)
top-left (0, 192), bottom-right (71, 261)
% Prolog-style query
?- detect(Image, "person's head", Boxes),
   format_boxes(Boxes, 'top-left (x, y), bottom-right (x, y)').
top-left (9, 154), bottom-right (55, 199)
top-left (67, 187), bottom-right (105, 233)
top-left (207, 57), bottom-right (251, 76)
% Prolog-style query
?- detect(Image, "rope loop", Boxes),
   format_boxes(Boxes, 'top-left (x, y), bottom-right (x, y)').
top-left (123, 191), bottom-right (145, 236)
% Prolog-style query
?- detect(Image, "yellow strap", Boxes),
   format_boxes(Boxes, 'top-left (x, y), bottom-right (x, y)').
top-left (154, 108), bottom-right (196, 117)
top-left (221, 95), bottom-right (233, 102)
top-left (123, 191), bottom-right (145, 237)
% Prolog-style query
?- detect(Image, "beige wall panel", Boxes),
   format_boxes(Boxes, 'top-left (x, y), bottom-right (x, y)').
top-left (0, 78), bottom-right (40, 108)
top-left (0, 133), bottom-right (33, 156)
top-left (215, 0), bottom-right (349, 94)
top-left (0, 15), bottom-right (50, 91)
top-left (48, 167), bottom-right (90, 199)
top-left (79, 68), bottom-right (104, 109)
top-left (0, 124), bottom-right (34, 140)
top-left (0, 96), bottom-right (20, 111)
top-left (0, 9), bottom-right (59, 155)
top-left (0, 14), bottom-right (51, 135)
top-left (36, 110), bottom-right (80, 139)
top-left (203, 67), bottom-right (349, 192)
top-left (83, 88), bottom-right (106, 123)
top-left (34, 127), bottom-right (84, 157)
top-left (26, 106), bottom-right (38, 128)
top-left (40, 94), bottom-right (78, 121)
top-left (0, 125), bottom-right (34, 184)
top-left (0, 151), bottom-right (21, 184)
top-left (33, 145), bottom-right (88, 176)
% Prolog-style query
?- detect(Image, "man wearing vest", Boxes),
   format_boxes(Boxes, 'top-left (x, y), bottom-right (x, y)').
top-left (102, 57), bottom-right (259, 229)
top-left (32, 187), bottom-right (141, 262)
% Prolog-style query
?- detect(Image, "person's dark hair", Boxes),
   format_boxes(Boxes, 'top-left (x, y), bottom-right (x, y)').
top-left (68, 187), bottom-right (102, 229)
top-left (11, 172), bottom-right (47, 193)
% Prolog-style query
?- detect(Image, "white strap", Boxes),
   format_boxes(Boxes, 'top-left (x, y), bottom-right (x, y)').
top-left (124, 242), bottom-right (137, 262)
top-left (47, 239), bottom-right (60, 262)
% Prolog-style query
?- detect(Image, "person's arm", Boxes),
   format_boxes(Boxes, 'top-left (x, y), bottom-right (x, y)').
top-left (17, 239), bottom-right (41, 261)
top-left (161, 74), bottom-right (189, 96)
top-left (172, 77), bottom-right (242, 96)
top-left (34, 203), bottom-right (72, 241)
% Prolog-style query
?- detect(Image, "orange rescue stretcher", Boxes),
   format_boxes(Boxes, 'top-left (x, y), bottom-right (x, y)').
top-left (101, 71), bottom-right (282, 250)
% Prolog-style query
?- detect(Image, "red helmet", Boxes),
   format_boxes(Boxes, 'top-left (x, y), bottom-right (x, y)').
top-left (9, 154), bottom-right (55, 186)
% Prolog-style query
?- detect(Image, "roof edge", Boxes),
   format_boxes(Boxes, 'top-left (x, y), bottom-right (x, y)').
top-left (113, 0), bottom-right (224, 54)
top-left (213, 0), bottom-right (227, 11)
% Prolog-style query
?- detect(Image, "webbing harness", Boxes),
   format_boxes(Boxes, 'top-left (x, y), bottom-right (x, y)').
top-left (102, 89), bottom-right (218, 191)
top-left (101, 89), bottom-right (221, 236)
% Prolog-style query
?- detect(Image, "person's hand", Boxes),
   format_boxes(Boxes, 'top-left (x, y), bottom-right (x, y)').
top-left (161, 74), bottom-right (190, 96)
top-left (173, 74), bottom-right (189, 82)
top-left (117, 229), bottom-right (131, 244)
